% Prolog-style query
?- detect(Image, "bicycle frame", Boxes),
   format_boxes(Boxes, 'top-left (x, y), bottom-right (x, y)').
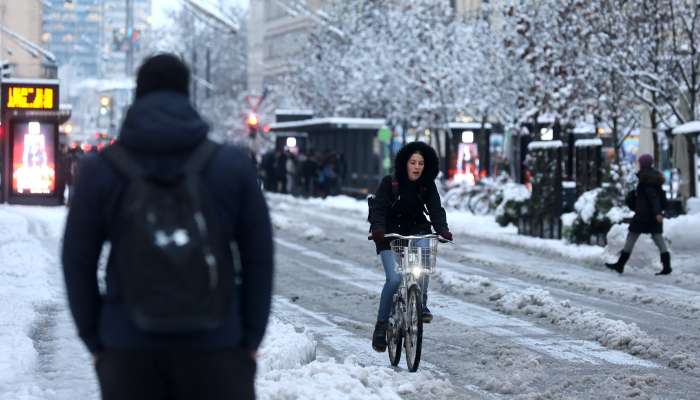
top-left (385, 233), bottom-right (441, 372)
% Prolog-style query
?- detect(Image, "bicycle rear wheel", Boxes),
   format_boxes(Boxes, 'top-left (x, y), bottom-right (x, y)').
top-left (387, 300), bottom-right (402, 366)
top-left (404, 285), bottom-right (423, 372)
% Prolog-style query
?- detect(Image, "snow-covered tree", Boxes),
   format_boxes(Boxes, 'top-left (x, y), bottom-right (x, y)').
top-left (143, 4), bottom-right (249, 142)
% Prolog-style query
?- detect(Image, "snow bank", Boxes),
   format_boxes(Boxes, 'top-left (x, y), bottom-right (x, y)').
top-left (257, 356), bottom-right (452, 400)
top-left (492, 287), bottom-right (664, 358)
top-left (257, 318), bottom-right (316, 375)
top-left (256, 318), bottom-right (453, 399)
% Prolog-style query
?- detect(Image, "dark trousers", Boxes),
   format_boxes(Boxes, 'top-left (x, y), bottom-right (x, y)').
top-left (96, 348), bottom-right (256, 400)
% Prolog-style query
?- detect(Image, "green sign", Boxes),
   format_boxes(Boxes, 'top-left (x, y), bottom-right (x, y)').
top-left (377, 127), bottom-right (392, 143)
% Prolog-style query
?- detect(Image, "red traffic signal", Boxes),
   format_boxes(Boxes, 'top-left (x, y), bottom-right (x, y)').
top-left (247, 113), bottom-right (259, 137)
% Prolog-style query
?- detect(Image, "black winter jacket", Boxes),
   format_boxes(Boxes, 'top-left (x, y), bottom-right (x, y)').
top-left (369, 141), bottom-right (448, 253)
top-left (61, 91), bottom-right (274, 353)
top-left (629, 168), bottom-right (665, 234)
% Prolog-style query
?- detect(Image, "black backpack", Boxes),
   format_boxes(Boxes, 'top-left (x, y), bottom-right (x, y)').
top-left (103, 140), bottom-right (234, 333)
top-left (367, 177), bottom-right (427, 224)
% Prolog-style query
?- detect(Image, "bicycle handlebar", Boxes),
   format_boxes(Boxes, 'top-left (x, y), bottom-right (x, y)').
top-left (367, 232), bottom-right (454, 244)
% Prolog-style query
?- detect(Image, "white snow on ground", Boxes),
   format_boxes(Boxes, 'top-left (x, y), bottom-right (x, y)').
top-left (256, 316), bottom-right (454, 399)
top-left (272, 192), bottom-right (700, 279)
top-left (271, 202), bottom-right (326, 240)
top-left (0, 204), bottom-right (451, 400)
top-left (269, 194), bottom-right (700, 367)
top-left (257, 317), bottom-right (317, 375)
top-left (433, 270), bottom-right (699, 368)
top-left (0, 208), bottom-right (59, 394)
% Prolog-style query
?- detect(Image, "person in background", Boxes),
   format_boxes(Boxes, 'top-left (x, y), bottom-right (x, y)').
top-left (606, 153), bottom-right (671, 275)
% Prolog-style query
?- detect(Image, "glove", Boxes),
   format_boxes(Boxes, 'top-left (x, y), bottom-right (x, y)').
top-left (371, 229), bottom-right (385, 243)
top-left (440, 230), bottom-right (453, 241)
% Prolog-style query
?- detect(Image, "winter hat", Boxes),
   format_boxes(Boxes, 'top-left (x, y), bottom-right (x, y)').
top-left (135, 53), bottom-right (190, 99)
top-left (638, 153), bottom-right (653, 169)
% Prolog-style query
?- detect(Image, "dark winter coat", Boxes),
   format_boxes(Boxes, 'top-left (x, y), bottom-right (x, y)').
top-left (369, 141), bottom-right (448, 253)
top-left (629, 168), bottom-right (666, 234)
top-left (61, 91), bottom-right (274, 354)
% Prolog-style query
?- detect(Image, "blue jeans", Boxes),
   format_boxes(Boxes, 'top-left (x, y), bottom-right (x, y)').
top-left (377, 244), bottom-right (430, 322)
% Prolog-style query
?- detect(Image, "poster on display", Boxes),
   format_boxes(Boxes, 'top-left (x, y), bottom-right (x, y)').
top-left (10, 121), bottom-right (56, 196)
top-left (454, 142), bottom-right (479, 185)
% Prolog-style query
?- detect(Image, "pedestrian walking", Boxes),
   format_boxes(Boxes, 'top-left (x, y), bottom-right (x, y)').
top-left (61, 53), bottom-right (274, 400)
top-left (368, 141), bottom-right (452, 352)
top-left (606, 153), bottom-right (671, 275)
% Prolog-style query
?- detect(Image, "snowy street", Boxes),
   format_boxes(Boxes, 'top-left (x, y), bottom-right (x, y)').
top-left (2, 194), bottom-right (699, 399)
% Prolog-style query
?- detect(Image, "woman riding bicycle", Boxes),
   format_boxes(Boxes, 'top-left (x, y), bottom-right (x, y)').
top-left (369, 141), bottom-right (452, 352)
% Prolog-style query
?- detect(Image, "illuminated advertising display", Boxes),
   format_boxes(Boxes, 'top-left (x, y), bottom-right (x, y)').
top-left (2, 82), bottom-right (59, 111)
top-left (11, 121), bottom-right (56, 195)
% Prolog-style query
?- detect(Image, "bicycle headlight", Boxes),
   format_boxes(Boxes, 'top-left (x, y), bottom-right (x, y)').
top-left (411, 266), bottom-right (422, 278)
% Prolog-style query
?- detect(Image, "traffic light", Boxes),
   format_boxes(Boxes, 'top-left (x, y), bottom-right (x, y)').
top-left (247, 112), bottom-right (259, 138)
top-left (100, 96), bottom-right (112, 115)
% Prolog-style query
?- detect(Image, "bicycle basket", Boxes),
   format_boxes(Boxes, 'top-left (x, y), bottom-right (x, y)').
top-left (389, 237), bottom-right (439, 274)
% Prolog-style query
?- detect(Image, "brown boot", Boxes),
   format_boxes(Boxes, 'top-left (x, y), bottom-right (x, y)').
top-left (656, 252), bottom-right (672, 275)
top-left (605, 251), bottom-right (630, 274)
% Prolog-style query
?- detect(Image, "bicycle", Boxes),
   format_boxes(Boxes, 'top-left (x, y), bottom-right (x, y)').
top-left (383, 233), bottom-right (447, 372)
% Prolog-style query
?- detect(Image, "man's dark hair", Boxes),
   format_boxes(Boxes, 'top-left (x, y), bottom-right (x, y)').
top-left (135, 53), bottom-right (190, 99)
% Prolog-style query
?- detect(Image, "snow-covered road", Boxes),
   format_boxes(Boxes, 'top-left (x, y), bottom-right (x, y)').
top-left (1, 194), bottom-right (699, 399)
top-left (268, 194), bottom-right (700, 399)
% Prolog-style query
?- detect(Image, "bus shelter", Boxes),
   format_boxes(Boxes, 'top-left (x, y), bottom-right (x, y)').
top-left (268, 116), bottom-right (386, 196)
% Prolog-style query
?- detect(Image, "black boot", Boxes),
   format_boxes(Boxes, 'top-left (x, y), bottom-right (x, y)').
top-left (422, 306), bottom-right (433, 323)
top-left (605, 251), bottom-right (630, 274)
top-left (372, 321), bottom-right (388, 352)
top-left (656, 252), bottom-right (672, 275)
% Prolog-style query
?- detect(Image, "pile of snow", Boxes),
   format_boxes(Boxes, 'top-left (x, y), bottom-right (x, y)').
top-left (664, 212), bottom-right (700, 252)
top-left (257, 318), bottom-right (316, 375)
top-left (434, 269), bottom-right (494, 295)
top-left (258, 356), bottom-right (450, 400)
top-left (256, 318), bottom-right (453, 399)
top-left (500, 182), bottom-right (531, 203)
top-left (491, 287), bottom-right (665, 358)
top-left (574, 189), bottom-right (599, 223)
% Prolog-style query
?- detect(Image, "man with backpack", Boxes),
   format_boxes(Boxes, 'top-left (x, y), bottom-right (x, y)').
top-left (62, 54), bottom-right (274, 400)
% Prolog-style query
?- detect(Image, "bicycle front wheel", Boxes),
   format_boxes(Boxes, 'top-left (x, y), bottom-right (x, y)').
top-left (404, 285), bottom-right (423, 372)
top-left (387, 300), bottom-right (402, 366)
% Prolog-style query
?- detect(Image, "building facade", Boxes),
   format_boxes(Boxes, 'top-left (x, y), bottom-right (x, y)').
top-left (0, 0), bottom-right (54, 78)
top-left (41, 0), bottom-right (151, 79)
top-left (42, 0), bottom-right (102, 77)
top-left (248, 0), bottom-right (324, 97)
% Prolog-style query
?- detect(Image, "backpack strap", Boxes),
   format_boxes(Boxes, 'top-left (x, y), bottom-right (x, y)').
top-left (102, 143), bottom-right (144, 180)
top-left (184, 139), bottom-right (220, 175)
